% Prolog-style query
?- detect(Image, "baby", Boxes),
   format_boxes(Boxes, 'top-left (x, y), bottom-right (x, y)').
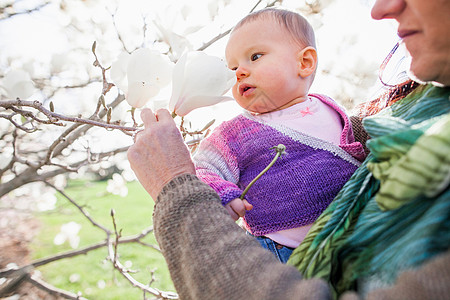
top-left (194, 8), bottom-right (365, 263)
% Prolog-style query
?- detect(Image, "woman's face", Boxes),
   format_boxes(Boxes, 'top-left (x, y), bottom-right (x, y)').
top-left (372, 0), bottom-right (450, 86)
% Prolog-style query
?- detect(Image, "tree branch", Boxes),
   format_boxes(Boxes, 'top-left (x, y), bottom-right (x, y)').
top-left (0, 1), bottom-right (51, 21)
top-left (0, 225), bottom-right (156, 278)
top-left (0, 99), bottom-right (136, 133)
top-left (26, 274), bottom-right (88, 300)
top-left (108, 211), bottom-right (177, 299)
top-left (196, 0), bottom-right (280, 51)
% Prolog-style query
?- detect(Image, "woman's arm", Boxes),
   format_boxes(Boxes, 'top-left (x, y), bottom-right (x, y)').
top-left (153, 173), bottom-right (332, 300)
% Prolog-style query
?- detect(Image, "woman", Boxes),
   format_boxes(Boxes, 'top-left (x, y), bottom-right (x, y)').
top-left (127, 0), bottom-right (450, 299)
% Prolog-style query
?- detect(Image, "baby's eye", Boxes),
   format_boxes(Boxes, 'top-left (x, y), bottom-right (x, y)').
top-left (251, 53), bottom-right (262, 61)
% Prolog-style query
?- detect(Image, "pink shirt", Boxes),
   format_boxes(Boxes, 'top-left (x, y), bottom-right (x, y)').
top-left (253, 95), bottom-right (344, 248)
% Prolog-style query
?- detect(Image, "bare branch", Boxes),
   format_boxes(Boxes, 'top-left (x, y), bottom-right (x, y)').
top-left (197, 0), bottom-right (280, 51)
top-left (0, 1), bottom-right (51, 21)
top-left (0, 144), bottom-right (129, 197)
top-left (0, 225), bottom-right (156, 278)
top-left (110, 8), bottom-right (131, 54)
top-left (196, 28), bottom-right (233, 51)
top-left (0, 129), bottom-right (18, 178)
top-left (0, 112), bottom-right (38, 132)
top-left (45, 181), bottom-right (111, 233)
top-left (26, 274), bottom-right (87, 300)
top-left (0, 267), bottom-right (31, 297)
top-left (108, 212), bottom-right (177, 299)
top-left (0, 99), bottom-right (137, 133)
top-left (91, 41), bottom-right (116, 96)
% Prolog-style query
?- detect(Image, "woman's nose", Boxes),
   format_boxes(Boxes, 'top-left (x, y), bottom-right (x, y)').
top-left (371, 0), bottom-right (406, 20)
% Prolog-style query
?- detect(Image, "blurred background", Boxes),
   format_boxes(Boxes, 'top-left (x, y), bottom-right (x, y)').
top-left (0, 0), bottom-right (410, 299)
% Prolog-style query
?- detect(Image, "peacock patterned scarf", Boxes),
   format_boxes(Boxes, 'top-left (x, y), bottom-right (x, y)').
top-left (288, 84), bottom-right (450, 298)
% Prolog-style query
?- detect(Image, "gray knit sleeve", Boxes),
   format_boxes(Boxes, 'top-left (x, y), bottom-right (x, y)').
top-left (153, 174), bottom-right (332, 300)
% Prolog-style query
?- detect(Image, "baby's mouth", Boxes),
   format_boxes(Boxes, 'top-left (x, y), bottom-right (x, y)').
top-left (239, 84), bottom-right (255, 96)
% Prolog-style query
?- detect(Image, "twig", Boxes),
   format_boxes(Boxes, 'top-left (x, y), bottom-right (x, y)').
top-left (0, 99), bottom-right (137, 132)
top-left (108, 212), bottom-right (178, 299)
top-left (0, 1), bottom-right (51, 21)
top-left (196, 0), bottom-right (280, 51)
top-left (110, 9), bottom-right (131, 54)
top-left (0, 267), bottom-right (31, 297)
top-left (179, 118), bottom-right (215, 136)
top-left (0, 144), bottom-right (130, 198)
top-left (91, 41), bottom-right (115, 95)
top-left (26, 274), bottom-right (87, 300)
top-left (45, 181), bottom-right (111, 233)
top-left (0, 226), bottom-right (157, 278)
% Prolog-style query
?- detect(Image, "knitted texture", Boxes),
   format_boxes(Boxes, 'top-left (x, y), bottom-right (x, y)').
top-left (153, 174), bottom-right (450, 300)
top-left (194, 94), bottom-right (364, 236)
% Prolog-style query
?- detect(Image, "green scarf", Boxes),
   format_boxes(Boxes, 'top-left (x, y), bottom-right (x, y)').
top-left (288, 84), bottom-right (450, 298)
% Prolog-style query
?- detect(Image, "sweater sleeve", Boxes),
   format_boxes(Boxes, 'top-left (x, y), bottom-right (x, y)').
top-left (193, 124), bottom-right (243, 205)
top-left (153, 174), bottom-right (333, 300)
top-left (340, 249), bottom-right (450, 300)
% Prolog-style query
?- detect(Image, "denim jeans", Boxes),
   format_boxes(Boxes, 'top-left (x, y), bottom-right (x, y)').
top-left (247, 232), bottom-right (295, 264)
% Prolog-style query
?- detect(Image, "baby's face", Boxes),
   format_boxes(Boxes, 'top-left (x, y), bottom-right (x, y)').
top-left (225, 18), bottom-right (308, 114)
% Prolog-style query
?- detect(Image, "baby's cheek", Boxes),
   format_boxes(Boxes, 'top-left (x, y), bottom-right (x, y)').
top-left (231, 86), bottom-right (240, 100)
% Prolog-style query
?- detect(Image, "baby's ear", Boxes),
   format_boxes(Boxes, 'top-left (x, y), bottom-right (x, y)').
top-left (297, 46), bottom-right (317, 78)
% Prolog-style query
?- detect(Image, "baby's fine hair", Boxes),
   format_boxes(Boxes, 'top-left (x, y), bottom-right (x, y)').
top-left (233, 8), bottom-right (316, 49)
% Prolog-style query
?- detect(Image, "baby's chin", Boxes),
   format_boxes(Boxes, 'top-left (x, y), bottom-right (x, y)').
top-left (239, 103), bottom-right (279, 115)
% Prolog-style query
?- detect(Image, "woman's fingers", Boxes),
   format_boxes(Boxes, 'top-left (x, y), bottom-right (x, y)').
top-left (155, 108), bottom-right (173, 122)
top-left (140, 108), bottom-right (157, 127)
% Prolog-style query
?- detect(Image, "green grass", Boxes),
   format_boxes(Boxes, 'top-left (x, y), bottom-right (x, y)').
top-left (31, 179), bottom-right (175, 299)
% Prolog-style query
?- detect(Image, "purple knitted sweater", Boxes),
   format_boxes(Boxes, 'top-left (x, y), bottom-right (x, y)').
top-left (194, 94), bottom-right (365, 236)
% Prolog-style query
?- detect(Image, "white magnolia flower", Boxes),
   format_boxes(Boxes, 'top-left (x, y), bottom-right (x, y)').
top-left (69, 273), bottom-right (81, 283)
top-left (169, 51), bottom-right (236, 117)
top-left (153, 18), bottom-right (193, 61)
top-left (54, 221), bottom-right (82, 249)
top-left (2, 69), bottom-right (35, 99)
top-left (97, 280), bottom-right (106, 289)
top-left (36, 191), bottom-right (57, 212)
top-left (110, 52), bottom-right (130, 93)
top-left (106, 173), bottom-right (128, 197)
top-left (110, 49), bottom-right (173, 108)
top-left (51, 53), bottom-right (68, 73)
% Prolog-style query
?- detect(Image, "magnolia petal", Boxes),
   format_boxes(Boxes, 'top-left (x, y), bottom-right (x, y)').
top-left (125, 49), bottom-right (173, 107)
top-left (127, 48), bottom-right (173, 87)
top-left (153, 19), bottom-right (192, 61)
top-left (181, 51), bottom-right (230, 97)
top-left (169, 51), bottom-right (188, 111)
top-left (222, 68), bottom-right (237, 94)
top-left (51, 53), bottom-right (68, 73)
top-left (169, 51), bottom-right (235, 116)
top-left (110, 52), bottom-right (130, 93)
top-left (53, 233), bottom-right (66, 245)
top-left (174, 95), bottom-right (232, 117)
top-left (126, 81), bottom-right (160, 108)
top-left (3, 69), bottom-right (35, 99)
top-left (6, 81), bottom-right (35, 99)
top-left (3, 69), bottom-right (30, 87)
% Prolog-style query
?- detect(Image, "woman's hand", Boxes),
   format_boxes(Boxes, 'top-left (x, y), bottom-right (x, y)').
top-left (127, 108), bottom-right (196, 200)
